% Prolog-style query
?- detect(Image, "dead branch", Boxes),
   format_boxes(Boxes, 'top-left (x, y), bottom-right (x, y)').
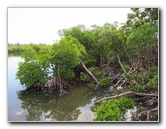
top-left (128, 63), bottom-right (137, 74)
top-left (120, 79), bottom-right (126, 87)
top-left (104, 57), bottom-right (112, 69)
top-left (144, 97), bottom-right (157, 104)
top-left (114, 80), bottom-right (121, 86)
top-left (134, 92), bottom-right (158, 97)
top-left (117, 54), bottom-right (127, 73)
top-left (78, 58), bottom-right (100, 89)
top-left (95, 91), bottom-right (158, 104)
top-left (95, 91), bottom-right (133, 104)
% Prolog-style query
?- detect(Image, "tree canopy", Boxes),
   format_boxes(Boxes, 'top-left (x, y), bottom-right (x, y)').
top-left (12, 8), bottom-right (159, 121)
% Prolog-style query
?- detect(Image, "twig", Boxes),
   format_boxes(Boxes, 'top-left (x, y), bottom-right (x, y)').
top-left (144, 97), bottom-right (157, 104)
top-left (114, 80), bottom-right (121, 86)
top-left (120, 79), bottom-right (126, 87)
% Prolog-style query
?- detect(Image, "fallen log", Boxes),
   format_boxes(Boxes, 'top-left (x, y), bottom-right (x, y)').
top-left (95, 91), bottom-right (158, 104)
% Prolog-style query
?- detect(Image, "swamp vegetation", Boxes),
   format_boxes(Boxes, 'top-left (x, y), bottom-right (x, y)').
top-left (8, 8), bottom-right (159, 121)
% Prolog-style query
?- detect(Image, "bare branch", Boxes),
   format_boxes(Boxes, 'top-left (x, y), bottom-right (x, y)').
top-left (95, 91), bottom-right (133, 104)
top-left (78, 58), bottom-right (100, 89)
top-left (120, 79), bottom-right (126, 87)
top-left (117, 54), bottom-right (127, 73)
top-left (95, 91), bottom-right (158, 104)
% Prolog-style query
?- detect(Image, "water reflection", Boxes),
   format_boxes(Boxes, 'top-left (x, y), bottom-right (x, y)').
top-left (8, 57), bottom-right (158, 122)
top-left (17, 86), bottom-right (95, 121)
top-left (8, 56), bottom-right (96, 121)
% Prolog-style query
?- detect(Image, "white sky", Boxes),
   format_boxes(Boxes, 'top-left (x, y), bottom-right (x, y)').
top-left (8, 8), bottom-right (132, 44)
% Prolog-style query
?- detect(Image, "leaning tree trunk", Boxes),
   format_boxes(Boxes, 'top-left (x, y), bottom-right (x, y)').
top-left (78, 58), bottom-right (100, 89)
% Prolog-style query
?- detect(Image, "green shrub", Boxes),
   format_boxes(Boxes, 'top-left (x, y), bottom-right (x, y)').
top-left (95, 69), bottom-right (105, 78)
top-left (80, 72), bottom-right (90, 81)
top-left (87, 83), bottom-right (95, 88)
top-left (136, 85), bottom-right (146, 92)
top-left (148, 66), bottom-right (158, 78)
top-left (146, 75), bottom-right (158, 90)
top-left (94, 97), bottom-right (134, 121)
top-left (88, 67), bottom-right (95, 72)
top-left (100, 78), bottom-right (110, 88)
top-left (16, 61), bottom-right (48, 88)
top-left (129, 66), bottom-right (158, 92)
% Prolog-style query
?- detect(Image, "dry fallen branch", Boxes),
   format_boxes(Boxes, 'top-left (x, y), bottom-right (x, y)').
top-left (95, 91), bottom-right (158, 104)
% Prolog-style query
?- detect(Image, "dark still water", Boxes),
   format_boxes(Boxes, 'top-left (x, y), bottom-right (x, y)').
top-left (8, 57), bottom-right (96, 122)
top-left (8, 57), bottom-right (158, 122)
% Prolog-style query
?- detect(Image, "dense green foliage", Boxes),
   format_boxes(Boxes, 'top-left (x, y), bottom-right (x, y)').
top-left (9, 8), bottom-right (158, 121)
top-left (80, 72), bottom-right (90, 82)
top-left (99, 78), bottom-right (111, 88)
top-left (16, 60), bottom-right (48, 87)
top-left (129, 66), bottom-right (158, 92)
top-left (8, 43), bottom-right (49, 55)
top-left (8, 43), bottom-right (27, 54)
top-left (94, 97), bottom-right (134, 121)
top-left (12, 8), bottom-right (158, 91)
top-left (15, 36), bottom-right (87, 89)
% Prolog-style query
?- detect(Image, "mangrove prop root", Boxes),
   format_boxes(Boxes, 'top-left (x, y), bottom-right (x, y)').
top-left (95, 91), bottom-right (158, 104)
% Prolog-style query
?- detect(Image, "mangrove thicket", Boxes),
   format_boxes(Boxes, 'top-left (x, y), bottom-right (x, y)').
top-left (9, 8), bottom-right (159, 121)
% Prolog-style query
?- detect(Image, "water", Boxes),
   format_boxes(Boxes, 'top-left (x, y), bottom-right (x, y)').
top-left (8, 57), bottom-right (158, 122)
top-left (8, 57), bottom-right (96, 121)
top-left (8, 57), bottom-right (25, 121)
